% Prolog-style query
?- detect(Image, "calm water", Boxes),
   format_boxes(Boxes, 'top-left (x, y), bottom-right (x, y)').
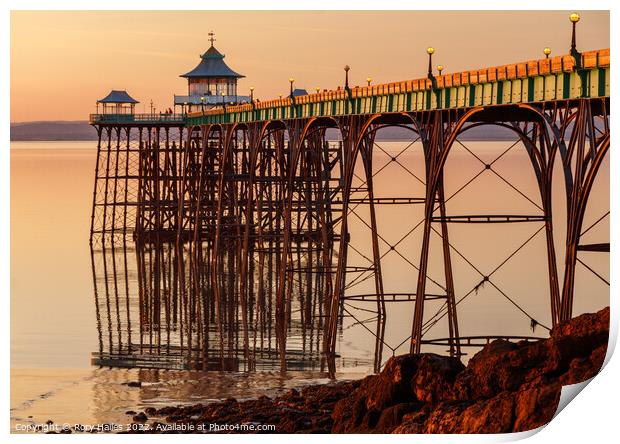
top-left (10, 140), bottom-right (609, 431)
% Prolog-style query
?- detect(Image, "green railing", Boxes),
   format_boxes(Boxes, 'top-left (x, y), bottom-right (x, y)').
top-left (186, 49), bottom-right (609, 127)
top-left (89, 113), bottom-right (186, 125)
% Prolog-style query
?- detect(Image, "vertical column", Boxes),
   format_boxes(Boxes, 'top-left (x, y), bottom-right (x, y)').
top-left (322, 116), bottom-right (366, 376)
top-left (359, 132), bottom-right (387, 371)
top-left (559, 99), bottom-right (610, 320)
top-left (436, 178), bottom-right (460, 357)
top-left (411, 112), bottom-right (442, 354)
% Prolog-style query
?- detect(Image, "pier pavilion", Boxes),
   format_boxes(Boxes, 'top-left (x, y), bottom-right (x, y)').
top-left (174, 32), bottom-right (250, 113)
top-left (96, 90), bottom-right (139, 115)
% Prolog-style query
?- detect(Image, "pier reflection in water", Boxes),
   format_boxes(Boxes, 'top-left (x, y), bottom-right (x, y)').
top-left (88, 125), bottom-right (353, 372)
top-left (90, 237), bottom-right (361, 371)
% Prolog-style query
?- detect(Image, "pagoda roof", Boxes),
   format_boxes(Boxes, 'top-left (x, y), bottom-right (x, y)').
top-left (181, 45), bottom-right (244, 79)
top-left (98, 90), bottom-right (139, 104)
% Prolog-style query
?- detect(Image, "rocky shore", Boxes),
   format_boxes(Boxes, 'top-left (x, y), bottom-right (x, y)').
top-left (127, 306), bottom-right (609, 434)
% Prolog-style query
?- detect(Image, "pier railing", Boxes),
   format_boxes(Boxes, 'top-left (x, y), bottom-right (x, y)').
top-left (186, 48), bottom-right (609, 126)
top-left (89, 113), bottom-right (186, 125)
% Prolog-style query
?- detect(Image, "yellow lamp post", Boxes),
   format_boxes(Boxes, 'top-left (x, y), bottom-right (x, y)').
top-left (427, 47), bottom-right (435, 77)
top-left (570, 13), bottom-right (580, 59)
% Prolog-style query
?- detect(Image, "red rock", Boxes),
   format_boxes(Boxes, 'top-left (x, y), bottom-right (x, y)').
top-left (458, 392), bottom-right (515, 433)
top-left (133, 412), bottom-right (148, 423)
top-left (552, 307), bottom-right (609, 339)
top-left (364, 355), bottom-right (419, 410)
top-left (413, 354), bottom-right (464, 403)
top-left (375, 402), bottom-right (422, 433)
top-left (116, 306), bottom-right (609, 434)
top-left (417, 401), bottom-right (469, 433)
top-left (562, 343), bottom-right (607, 384)
top-left (513, 381), bottom-right (561, 432)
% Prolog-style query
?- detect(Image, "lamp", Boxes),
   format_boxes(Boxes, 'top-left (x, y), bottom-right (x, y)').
top-left (569, 13), bottom-right (580, 60)
top-left (427, 47), bottom-right (435, 78)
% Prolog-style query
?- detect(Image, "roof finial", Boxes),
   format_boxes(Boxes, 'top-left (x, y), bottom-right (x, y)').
top-left (208, 31), bottom-right (216, 47)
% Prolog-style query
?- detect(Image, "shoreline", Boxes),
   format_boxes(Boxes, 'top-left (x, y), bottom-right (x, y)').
top-left (109, 306), bottom-right (609, 434)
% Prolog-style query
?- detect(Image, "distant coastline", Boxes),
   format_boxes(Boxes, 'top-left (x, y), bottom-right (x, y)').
top-left (11, 121), bottom-right (98, 141)
top-left (11, 120), bottom-right (517, 142)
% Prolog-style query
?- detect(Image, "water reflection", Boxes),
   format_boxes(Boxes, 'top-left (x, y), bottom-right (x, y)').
top-left (90, 237), bottom-right (365, 371)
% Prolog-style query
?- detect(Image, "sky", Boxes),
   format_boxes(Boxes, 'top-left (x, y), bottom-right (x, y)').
top-left (10, 10), bottom-right (609, 122)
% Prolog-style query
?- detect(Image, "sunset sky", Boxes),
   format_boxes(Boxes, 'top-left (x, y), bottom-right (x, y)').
top-left (10, 10), bottom-right (609, 122)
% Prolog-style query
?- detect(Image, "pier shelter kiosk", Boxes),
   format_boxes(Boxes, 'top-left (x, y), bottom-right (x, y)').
top-left (97, 90), bottom-right (139, 115)
top-left (174, 37), bottom-right (250, 113)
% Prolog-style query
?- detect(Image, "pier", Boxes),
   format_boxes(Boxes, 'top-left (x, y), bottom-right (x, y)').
top-left (89, 21), bottom-right (609, 374)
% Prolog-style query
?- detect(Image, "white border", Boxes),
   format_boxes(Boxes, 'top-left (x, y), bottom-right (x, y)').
top-left (3, 1), bottom-right (617, 443)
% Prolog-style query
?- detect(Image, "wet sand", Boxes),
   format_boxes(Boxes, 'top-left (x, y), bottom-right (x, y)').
top-left (10, 367), bottom-right (368, 433)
